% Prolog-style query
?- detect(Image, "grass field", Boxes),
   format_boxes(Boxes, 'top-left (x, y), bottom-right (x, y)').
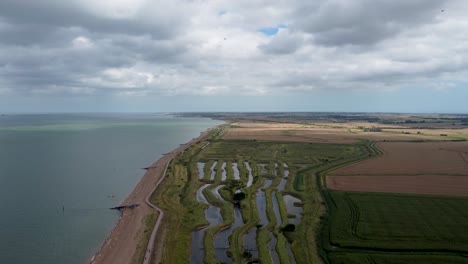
top-left (320, 191), bottom-right (468, 263)
top-left (328, 253), bottom-right (468, 264)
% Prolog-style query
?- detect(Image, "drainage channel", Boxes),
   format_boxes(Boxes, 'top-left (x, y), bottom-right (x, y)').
top-left (269, 191), bottom-right (281, 263)
top-left (209, 161), bottom-right (218, 180)
top-left (243, 227), bottom-right (258, 260)
top-left (256, 175), bottom-right (280, 263)
top-left (232, 162), bottom-right (240, 180)
top-left (220, 162), bottom-right (227, 181)
top-left (283, 195), bottom-right (303, 225)
top-left (197, 162), bottom-right (205, 179)
top-left (277, 163), bottom-right (289, 190)
top-left (213, 205), bottom-right (243, 263)
top-left (245, 162), bottom-right (253, 187)
top-left (191, 184), bottom-right (223, 263)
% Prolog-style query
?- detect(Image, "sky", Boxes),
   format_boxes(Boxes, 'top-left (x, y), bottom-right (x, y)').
top-left (0, 0), bottom-right (467, 113)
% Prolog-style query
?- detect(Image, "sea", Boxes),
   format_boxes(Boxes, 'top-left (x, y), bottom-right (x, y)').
top-left (0, 113), bottom-right (223, 264)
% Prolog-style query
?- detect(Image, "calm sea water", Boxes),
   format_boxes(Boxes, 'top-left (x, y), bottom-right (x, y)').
top-left (0, 113), bottom-right (222, 264)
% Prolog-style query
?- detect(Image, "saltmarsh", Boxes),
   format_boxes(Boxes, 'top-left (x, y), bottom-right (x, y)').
top-left (151, 126), bottom-right (369, 263)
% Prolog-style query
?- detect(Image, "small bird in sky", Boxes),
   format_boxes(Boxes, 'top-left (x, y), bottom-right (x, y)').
top-left (441, 9), bottom-right (445, 12)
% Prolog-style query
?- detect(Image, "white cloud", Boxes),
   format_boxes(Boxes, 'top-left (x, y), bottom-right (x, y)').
top-left (72, 36), bottom-right (94, 49)
top-left (0, 0), bottom-right (468, 100)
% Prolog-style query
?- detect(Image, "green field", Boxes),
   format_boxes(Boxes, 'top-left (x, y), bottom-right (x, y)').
top-left (319, 191), bottom-right (468, 264)
top-left (328, 253), bottom-right (468, 264)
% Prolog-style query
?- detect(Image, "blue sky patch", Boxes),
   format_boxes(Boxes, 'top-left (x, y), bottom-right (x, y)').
top-left (258, 24), bottom-right (287, 36)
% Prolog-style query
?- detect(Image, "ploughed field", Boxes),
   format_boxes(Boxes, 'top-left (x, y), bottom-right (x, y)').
top-left (327, 175), bottom-right (468, 196)
top-left (323, 140), bottom-right (468, 263)
top-left (331, 141), bottom-right (468, 176)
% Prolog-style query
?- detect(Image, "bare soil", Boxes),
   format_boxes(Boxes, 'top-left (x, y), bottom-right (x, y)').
top-left (332, 142), bottom-right (468, 175)
top-left (327, 175), bottom-right (468, 196)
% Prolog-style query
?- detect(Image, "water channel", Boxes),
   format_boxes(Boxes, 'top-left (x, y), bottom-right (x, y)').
top-left (197, 162), bottom-right (205, 179)
top-left (283, 195), bottom-right (303, 225)
top-left (245, 162), bottom-right (253, 187)
top-left (192, 161), bottom-right (300, 263)
top-left (221, 162), bottom-right (227, 181)
top-left (232, 162), bottom-right (240, 180)
top-left (209, 161), bottom-right (218, 180)
top-left (214, 206), bottom-right (243, 263)
top-left (191, 184), bottom-right (223, 263)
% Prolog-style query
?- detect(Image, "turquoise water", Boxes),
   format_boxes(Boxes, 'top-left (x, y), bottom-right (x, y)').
top-left (0, 114), bottom-right (222, 264)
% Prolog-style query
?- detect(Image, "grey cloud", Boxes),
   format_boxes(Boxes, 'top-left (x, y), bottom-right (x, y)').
top-left (0, 0), bottom-right (183, 41)
top-left (0, 0), bottom-right (191, 95)
top-left (295, 0), bottom-right (448, 46)
top-left (258, 30), bottom-right (304, 54)
top-left (0, 0), bottom-right (467, 100)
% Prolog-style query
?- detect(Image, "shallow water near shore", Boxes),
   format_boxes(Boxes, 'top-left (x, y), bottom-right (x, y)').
top-left (0, 113), bottom-right (222, 264)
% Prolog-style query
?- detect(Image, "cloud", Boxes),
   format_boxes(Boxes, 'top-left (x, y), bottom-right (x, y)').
top-left (294, 0), bottom-right (448, 46)
top-left (258, 28), bottom-right (305, 54)
top-left (0, 0), bottom-right (467, 102)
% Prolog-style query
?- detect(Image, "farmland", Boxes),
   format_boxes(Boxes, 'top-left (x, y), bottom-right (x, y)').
top-left (321, 127), bottom-right (468, 263)
top-left (332, 141), bottom-right (468, 175)
top-left (223, 122), bottom-right (456, 143)
top-left (148, 113), bottom-right (468, 263)
top-left (321, 191), bottom-right (468, 263)
top-left (327, 175), bottom-right (468, 196)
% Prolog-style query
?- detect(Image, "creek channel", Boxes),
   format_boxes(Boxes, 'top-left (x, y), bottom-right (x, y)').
top-left (190, 184), bottom-right (223, 263)
top-left (192, 162), bottom-right (301, 263)
top-left (213, 185), bottom-right (243, 263)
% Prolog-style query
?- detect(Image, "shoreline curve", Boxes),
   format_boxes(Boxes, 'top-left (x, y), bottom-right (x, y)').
top-left (89, 128), bottom-right (213, 264)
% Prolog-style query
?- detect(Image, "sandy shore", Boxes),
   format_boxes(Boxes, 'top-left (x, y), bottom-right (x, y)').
top-left (90, 130), bottom-right (211, 264)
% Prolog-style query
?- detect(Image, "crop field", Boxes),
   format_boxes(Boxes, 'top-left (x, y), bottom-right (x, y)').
top-left (332, 141), bottom-right (468, 175)
top-left (327, 175), bottom-right (468, 196)
top-left (321, 191), bottom-right (468, 263)
top-left (320, 140), bottom-right (468, 263)
top-left (224, 122), bottom-right (453, 143)
top-left (328, 253), bottom-right (468, 264)
top-left (223, 127), bottom-right (359, 144)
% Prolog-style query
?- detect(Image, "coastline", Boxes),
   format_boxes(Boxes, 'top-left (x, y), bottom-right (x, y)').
top-left (90, 128), bottom-right (213, 264)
